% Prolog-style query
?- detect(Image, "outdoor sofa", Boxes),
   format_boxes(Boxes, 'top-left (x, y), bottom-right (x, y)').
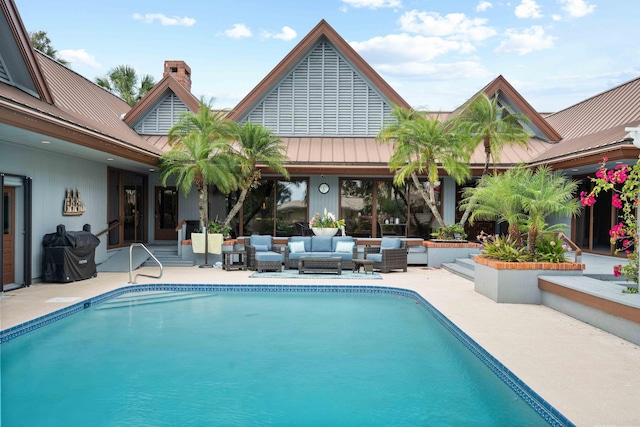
top-left (283, 235), bottom-right (357, 270)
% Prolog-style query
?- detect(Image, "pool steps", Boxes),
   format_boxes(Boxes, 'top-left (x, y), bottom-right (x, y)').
top-left (94, 291), bottom-right (214, 310)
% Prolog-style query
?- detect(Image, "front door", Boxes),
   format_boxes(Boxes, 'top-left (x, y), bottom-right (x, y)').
top-left (3, 186), bottom-right (15, 286)
top-left (155, 186), bottom-right (178, 240)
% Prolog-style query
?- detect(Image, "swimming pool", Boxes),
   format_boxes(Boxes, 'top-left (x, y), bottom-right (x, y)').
top-left (1, 284), bottom-right (573, 426)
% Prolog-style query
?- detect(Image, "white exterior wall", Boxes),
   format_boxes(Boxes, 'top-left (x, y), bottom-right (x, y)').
top-left (1, 141), bottom-right (109, 282)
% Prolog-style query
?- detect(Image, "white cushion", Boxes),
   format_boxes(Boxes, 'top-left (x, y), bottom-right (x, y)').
top-left (335, 241), bottom-right (355, 253)
top-left (288, 240), bottom-right (306, 254)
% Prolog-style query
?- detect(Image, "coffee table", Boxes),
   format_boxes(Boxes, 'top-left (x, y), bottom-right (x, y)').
top-left (298, 257), bottom-right (342, 275)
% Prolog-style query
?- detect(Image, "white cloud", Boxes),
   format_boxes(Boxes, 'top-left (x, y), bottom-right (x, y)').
top-left (341, 0), bottom-right (401, 9)
top-left (58, 49), bottom-right (101, 68)
top-left (376, 61), bottom-right (493, 80)
top-left (558, 0), bottom-right (596, 18)
top-left (262, 26), bottom-right (297, 41)
top-left (495, 26), bottom-right (556, 55)
top-left (476, 1), bottom-right (493, 12)
top-left (224, 24), bottom-right (252, 39)
top-left (351, 33), bottom-right (475, 62)
top-left (399, 10), bottom-right (497, 42)
top-left (515, 0), bottom-right (543, 19)
top-left (132, 13), bottom-right (195, 26)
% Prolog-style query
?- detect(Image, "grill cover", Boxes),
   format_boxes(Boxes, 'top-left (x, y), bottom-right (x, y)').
top-left (42, 224), bottom-right (100, 283)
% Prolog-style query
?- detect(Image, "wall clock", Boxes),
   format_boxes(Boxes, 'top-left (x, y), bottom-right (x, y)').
top-left (318, 183), bottom-right (330, 194)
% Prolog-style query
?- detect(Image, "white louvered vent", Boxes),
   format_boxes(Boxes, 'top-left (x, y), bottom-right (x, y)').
top-left (134, 92), bottom-right (189, 134)
top-left (0, 57), bottom-right (10, 84)
top-left (243, 40), bottom-right (393, 136)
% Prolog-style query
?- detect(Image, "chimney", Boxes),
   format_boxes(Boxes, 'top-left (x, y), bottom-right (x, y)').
top-left (163, 60), bottom-right (192, 92)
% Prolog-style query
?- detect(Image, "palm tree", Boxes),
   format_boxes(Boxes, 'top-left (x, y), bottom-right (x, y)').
top-left (159, 99), bottom-right (238, 231)
top-left (379, 106), bottom-right (472, 230)
top-left (29, 31), bottom-right (69, 66)
top-left (456, 93), bottom-right (532, 175)
top-left (515, 166), bottom-right (581, 255)
top-left (95, 65), bottom-right (155, 106)
top-left (222, 121), bottom-right (290, 230)
top-left (454, 93), bottom-right (533, 226)
top-left (459, 168), bottom-right (528, 243)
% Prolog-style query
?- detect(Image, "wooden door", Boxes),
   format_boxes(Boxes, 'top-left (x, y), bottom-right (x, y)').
top-left (3, 187), bottom-right (15, 286)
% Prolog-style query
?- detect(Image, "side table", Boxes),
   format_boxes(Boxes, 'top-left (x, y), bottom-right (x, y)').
top-left (352, 258), bottom-right (374, 274)
top-left (222, 250), bottom-right (247, 271)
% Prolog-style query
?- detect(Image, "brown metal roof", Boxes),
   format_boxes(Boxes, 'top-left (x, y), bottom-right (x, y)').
top-left (533, 76), bottom-right (640, 164)
top-left (0, 53), bottom-right (163, 165)
top-left (226, 19), bottom-right (411, 122)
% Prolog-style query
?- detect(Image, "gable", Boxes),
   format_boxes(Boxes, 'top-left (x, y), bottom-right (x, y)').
top-left (133, 91), bottom-right (190, 134)
top-left (0, 0), bottom-right (53, 102)
top-left (241, 39), bottom-right (394, 137)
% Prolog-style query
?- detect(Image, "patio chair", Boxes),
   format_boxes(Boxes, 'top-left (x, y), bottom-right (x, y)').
top-left (364, 237), bottom-right (408, 273)
top-left (245, 235), bottom-right (284, 272)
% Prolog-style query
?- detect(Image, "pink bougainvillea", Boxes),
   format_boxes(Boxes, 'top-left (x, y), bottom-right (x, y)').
top-left (584, 157), bottom-right (640, 284)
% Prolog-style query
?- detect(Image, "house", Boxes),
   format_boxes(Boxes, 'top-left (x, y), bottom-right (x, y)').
top-left (1, 0), bottom-right (639, 290)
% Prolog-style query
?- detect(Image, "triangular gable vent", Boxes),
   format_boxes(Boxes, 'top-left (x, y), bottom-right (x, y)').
top-left (242, 40), bottom-right (394, 137)
top-left (0, 55), bottom-right (10, 83)
top-left (133, 92), bottom-right (189, 134)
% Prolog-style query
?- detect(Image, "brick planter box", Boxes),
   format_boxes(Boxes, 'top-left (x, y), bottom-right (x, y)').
top-left (473, 256), bottom-right (585, 304)
top-left (423, 240), bottom-right (481, 267)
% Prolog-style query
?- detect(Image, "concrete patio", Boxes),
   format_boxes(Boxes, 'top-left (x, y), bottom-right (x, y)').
top-left (2, 258), bottom-right (640, 426)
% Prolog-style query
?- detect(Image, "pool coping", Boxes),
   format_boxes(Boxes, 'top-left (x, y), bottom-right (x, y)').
top-left (0, 283), bottom-right (574, 427)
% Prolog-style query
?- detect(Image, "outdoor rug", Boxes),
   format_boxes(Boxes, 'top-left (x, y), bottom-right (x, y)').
top-left (249, 270), bottom-right (382, 280)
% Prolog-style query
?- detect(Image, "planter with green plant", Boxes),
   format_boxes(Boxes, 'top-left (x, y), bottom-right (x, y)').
top-left (462, 167), bottom-right (585, 303)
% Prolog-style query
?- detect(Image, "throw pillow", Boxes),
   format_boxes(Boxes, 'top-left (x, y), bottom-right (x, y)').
top-left (288, 241), bottom-right (306, 254)
top-left (253, 244), bottom-right (269, 252)
top-left (335, 241), bottom-right (355, 253)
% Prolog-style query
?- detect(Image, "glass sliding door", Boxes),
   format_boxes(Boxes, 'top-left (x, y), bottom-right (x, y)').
top-left (340, 179), bottom-right (373, 237)
top-left (276, 179), bottom-right (308, 237)
top-left (155, 187), bottom-right (178, 241)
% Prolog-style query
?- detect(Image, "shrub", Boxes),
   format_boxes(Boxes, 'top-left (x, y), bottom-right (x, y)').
top-left (535, 235), bottom-right (569, 263)
top-left (478, 232), bottom-right (531, 262)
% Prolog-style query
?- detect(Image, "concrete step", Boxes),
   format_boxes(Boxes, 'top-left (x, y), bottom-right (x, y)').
top-left (455, 257), bottom-right (476, 270)
top-left (442, 261), bottom-right (475, 281)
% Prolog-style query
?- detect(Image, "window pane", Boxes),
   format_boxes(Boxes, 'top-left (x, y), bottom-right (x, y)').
top-left (243, 181), bottom-right (275, 236)
top-left (377, 181), bottom-right (408, 237)
top-left (276, 179), bottom-right (308, 237)
top-left (3, 191), bottom-right (10, 235)
top-left (341, 180), bottom-right (373, 237)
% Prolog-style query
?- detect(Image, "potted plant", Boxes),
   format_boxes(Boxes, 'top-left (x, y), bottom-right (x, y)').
top-left (309, 208), bottom-right (346, 237)
top-left (462, 166), bottom-right (585, 303)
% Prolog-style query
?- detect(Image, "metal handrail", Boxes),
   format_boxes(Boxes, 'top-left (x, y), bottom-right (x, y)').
top-left (129, 243), bottom-right (163, 284)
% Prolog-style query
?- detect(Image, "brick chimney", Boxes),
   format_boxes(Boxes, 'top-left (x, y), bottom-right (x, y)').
top-left (163, 60), bottom-right (191, 92)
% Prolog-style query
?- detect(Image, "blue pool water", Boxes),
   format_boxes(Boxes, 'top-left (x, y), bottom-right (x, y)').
top-left (1, 287), bottom-right (565, 426)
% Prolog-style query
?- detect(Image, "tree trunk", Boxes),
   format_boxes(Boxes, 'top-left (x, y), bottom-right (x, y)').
top-left (528, 225), bottom-right (538, 256)
top-left (198, 184), bottom-right (208, 232)
top-left (483, 137), bottom-right (491, 175)
top-left (411, 172), bottom-right (445, 230)
top-left (223, 187), bottom-right (249, 229)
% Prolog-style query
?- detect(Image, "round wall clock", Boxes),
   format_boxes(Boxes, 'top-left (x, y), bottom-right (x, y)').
top-left (318, 183), bottom-right (330, 194)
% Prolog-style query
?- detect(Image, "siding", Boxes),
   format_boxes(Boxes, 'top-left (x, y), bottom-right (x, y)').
top-left (134, 92), bottom-right (189, 135)
top-left (243, 40), bottom-right (393, 137)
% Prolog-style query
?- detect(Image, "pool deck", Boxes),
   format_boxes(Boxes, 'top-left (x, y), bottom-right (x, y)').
top-left (2, 258), bottom-right (640, 426)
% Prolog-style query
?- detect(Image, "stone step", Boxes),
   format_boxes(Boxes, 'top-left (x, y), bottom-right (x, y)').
top-left (455, 257), bottom-right (476, 269)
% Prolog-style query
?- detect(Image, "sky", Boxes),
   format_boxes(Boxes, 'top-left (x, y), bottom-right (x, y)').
top-left (14, 0), bottom-right (640, 113)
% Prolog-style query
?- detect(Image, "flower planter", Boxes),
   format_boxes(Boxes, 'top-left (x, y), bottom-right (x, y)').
top-left (423, 240), bottom-right (481, 267)
top-left (311, 227), bottom-right (338, 237)
top-left (473, 256), bottom-right (585, 304)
